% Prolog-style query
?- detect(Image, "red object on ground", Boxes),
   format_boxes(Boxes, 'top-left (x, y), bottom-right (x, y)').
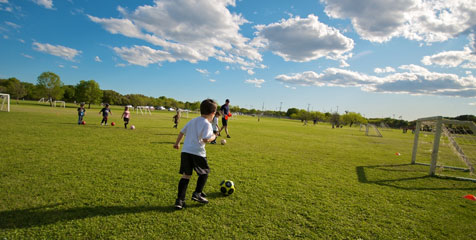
top-left (395, 152), bottom-right (401, 156)
top-left (81, 121), bottom-right (86, 125)
top-left (463, 194), bottom-right (476, 201)
top-left (111, 122), bottom-right (115, 126)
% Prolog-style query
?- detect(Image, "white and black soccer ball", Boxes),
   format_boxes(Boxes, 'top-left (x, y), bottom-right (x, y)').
top-left (220, 180), bottom-right (235, 195)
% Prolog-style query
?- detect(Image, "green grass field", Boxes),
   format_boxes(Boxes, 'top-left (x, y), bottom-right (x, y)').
top-left (1, 101), bottom-right (475, 239)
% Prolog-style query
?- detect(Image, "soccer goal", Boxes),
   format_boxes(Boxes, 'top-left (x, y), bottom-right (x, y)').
top-left (54, 101), bottom-right (66, 108)
top-left (136, 106), bottom-right (152, 115)
top-left (411, 116), bottom-right (476, 182)
top-left (0, 93), bottom-right (10, 112)
top-left (363, 124), bottom-right (382, 137)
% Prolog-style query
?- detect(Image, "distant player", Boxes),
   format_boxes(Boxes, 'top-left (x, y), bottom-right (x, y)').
top-left (218, 99), bottom-right (231, 138)
top-left (77, 102), bottom-right (86, 125)
top-left (173, 99), bottom-right (217, 210)
top-left (210, 110), bottom-right (220, 144)
top-left (121, 106), bottom-right (131, 129)
top-left (99, 103), bottom-right (112, 126)
top-left (173, 109), bottom-right (181, 129)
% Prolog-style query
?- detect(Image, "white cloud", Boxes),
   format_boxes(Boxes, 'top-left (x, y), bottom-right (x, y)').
top-left (5, 21), bottom-right (20, 29)
top-left (374, 66), bottom-right (396, 73)
top-left (58, 64), bottom-right (64, 68)
top-left (247, 69), bottom-right (255, 75)
top-left (321, 0), bottom-right (476, 43)
top-left (21, 53), bottom-right (33, 59)
top-left (32, 42), bottom-right (81, 61)
top-left (196, 68), bottom-right (209, 75)
top-left (18, 39), bottom-right (24, 43)
top-left (209, 79), bottom-right (216, 82)
top-left (215, 70), bottom-right (220, 74)
top-left (421, 47), bottom-right (476, 68)
top-left (466, 71), bottom-right (472, 75)
top-left (245, 78), bottom-right (265, 88)
top-left (276, 65), bottom-right (476, 97)
top-left (95, 56), bottom-right (102, 62)
top-left (469, 102), bottom-right (476, 106)
top-left (71, 65), bottom-right (78, 69)
top-left (253, 14), bottom-right (354, 62)
top-left (32, 0), bottom-right (54, 9)
top-left (89, 0), bottom-right (261, 71)
top-left (0, 0), bottom-right (8, 3)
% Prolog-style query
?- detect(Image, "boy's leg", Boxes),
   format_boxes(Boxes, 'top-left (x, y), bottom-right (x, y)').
top-left (194, 174), bottom-right (208, 193)
top-left (177, 174), bottom-right (191, 200)
top-left (104, 117), bottom-right (108, 125)
top-left (191, 155), bottom-right (210, 204)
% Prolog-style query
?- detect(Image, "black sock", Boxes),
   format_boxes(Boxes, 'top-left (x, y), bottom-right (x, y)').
top-left (177, 178), bottom-right (190, 200)
top-left (125, 123), bottom-right (128, 129)
top-left (195, 174), bottom-right (208, 193)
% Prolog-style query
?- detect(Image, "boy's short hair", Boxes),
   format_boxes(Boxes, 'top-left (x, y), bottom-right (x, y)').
top-left (200, 99), bottom-right (217, 115)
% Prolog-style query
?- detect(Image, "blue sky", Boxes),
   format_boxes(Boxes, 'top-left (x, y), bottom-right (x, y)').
top-left (1, 0), bottom-right (476, 120)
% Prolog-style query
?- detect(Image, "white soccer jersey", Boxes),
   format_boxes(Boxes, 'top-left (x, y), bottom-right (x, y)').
top-left (181, 116), bottom-right (214, 157)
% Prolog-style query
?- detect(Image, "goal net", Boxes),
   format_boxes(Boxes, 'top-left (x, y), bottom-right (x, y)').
top-left (0, 93), bottom-right (10, 112)
top-left (364, 124), bottom-right (382, 137)
top-left (411, 116), bottom-right (476, 182)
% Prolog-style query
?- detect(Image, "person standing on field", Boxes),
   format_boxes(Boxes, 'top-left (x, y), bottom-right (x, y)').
top-left (218, 99), bottom-right (231, 138)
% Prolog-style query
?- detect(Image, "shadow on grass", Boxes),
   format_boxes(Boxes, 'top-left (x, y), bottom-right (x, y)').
top-left (150, 142), bottom-right (175, 144)
top-left (356, 164), bottom-right (476, 190)
top-left (0, 203), bottom-right (207, 229)
top-left (155, 133), bottom-right (177, 136)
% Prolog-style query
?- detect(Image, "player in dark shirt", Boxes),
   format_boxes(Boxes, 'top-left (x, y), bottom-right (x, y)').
top-left (99, 103), bottom-right (112, 126)
top-left (77, 102), bottom-right (86, 125)
top-left (218, 99), bottom-right (231, 138)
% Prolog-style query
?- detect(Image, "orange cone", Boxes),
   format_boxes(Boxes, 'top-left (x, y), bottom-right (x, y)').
top-left (463, 194), bottom-right (476, 201)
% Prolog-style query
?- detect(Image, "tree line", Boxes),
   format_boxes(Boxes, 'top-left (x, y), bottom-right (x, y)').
top-left (3, 71), bottom-right (474, 128)
top-left (0, 72), bottom-right (201, 110)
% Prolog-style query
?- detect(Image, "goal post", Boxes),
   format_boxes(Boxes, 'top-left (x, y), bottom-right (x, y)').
top-left (0, 93), bottom-right (10, 112)
top-left (411, 116), bottom-right (476, 182)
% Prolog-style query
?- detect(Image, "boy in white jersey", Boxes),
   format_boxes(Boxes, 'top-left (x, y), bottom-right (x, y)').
top-left (173, 99), bottom-right (217, 209)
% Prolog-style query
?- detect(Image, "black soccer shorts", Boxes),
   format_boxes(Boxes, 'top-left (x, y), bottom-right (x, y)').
top-left (179, 152), bottom-right (210, 175)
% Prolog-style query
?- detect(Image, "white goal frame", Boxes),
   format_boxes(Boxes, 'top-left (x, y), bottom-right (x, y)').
top-left (0, 93), bottom-right (10, 112)
top-left (411, 116), bottom-right (476, 182)
top-left (136, 106), bottom-right (152, 115)
top-left (54, 101), bottom-right (66, 108)
top-left (362, 124), bottom-right (382, 137)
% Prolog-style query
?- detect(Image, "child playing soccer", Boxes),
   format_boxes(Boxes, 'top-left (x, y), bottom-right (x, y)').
top-left (173, 109), bottom-right (181, 128)
top-left (77, 102), bottom-right (86, 125)
top-left (121, 106), bottom-right (130, 129)
top-left (210, 111), bottom-right (220, 144)
top-left (99, 103), bottom-right (112, 125)
top-left (173, 99), bottom-right (217, 209)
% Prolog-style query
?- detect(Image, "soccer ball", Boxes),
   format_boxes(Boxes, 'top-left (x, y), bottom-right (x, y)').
top-left (81, 121), bottom-right (86, 125)
top-left (111, 122), bottom-right (115, 126)
top-left (221, 139), bottom-right (226, 145)
top-left (220, 180), bottom-right (235, 195)
top-left (130, 125), bottom-right (135, 130)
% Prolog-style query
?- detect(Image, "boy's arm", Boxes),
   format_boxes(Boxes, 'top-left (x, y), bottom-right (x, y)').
top-left (202, 134), bottom-right (216, 143)
top-left (173, 132), bottom-right (184, 149)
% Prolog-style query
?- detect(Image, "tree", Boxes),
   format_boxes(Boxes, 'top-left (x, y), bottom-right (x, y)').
top-left (6, 78), bottom-right (26, 103)
top-left (330, 113), bottom-right (341, 128)
top-left (286, 108), bottom-right (299, 117)
top-left (75, 80), bottom-right (102, 109)
top-left (37, 72), bottom-right (64, 106)
top-left (102, 90), bottom-right (123, 105)
top-left (62, 85), bottom-right (76, 102)
top-left (342, 112), bottom-right (367, 127)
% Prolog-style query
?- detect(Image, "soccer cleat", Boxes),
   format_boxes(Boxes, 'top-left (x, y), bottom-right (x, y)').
top-left (201, 192), bottom-right (207, 197)
top-left (210, 140), bottom-right (216, 144)
top-left (227, 135), bottom-right (231, 138)
top-left (191, 192), bottom-right (209, 204)
top-left (174, 199), bottom-right (186, 209)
